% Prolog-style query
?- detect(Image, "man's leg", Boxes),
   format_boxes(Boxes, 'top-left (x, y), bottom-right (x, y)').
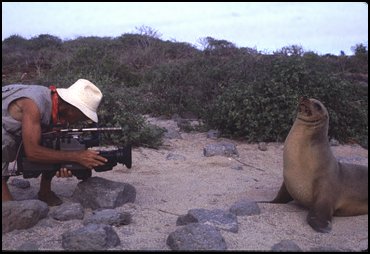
top-left (38, 171), bottom-right (62, 206)
top-left (2, 162), bottom-right (13, 201)
top-left (2, 178), bottom-right (13, 201)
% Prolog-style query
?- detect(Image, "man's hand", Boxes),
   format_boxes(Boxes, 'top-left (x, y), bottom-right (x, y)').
top-left (76, 150), bottom-right (108, 170)
top-left (55, 168), bottom-right (72, 178)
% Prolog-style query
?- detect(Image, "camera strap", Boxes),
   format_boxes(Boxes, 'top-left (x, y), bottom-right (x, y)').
top-left (49, 85), bottom-right (59, 126)
top-left (49, 85), bottom-right (64, 151)
top-left (49, 85), bottom-right (65, 129)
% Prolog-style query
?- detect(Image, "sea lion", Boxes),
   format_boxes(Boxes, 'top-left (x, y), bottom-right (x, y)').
top-left (271, 97), bottom-right (368, 233)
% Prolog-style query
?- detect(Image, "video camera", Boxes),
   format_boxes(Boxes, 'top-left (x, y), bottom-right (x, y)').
top-left (17, 127), bottom-right (132, 180)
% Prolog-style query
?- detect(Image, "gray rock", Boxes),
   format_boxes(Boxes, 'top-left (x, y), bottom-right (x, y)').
top-left (231, 165), bottom-right (243, 170)
top-left (203, 142), bottom-right (238, 157)
top-left (177, 119), bottom-right (193, 132)
top-left (176, 214), bottom-right (198, 226)
top-left (49, 202), bottom-right (84, 221)
top-left (164, 129), bottom-right (182, 139)
top-left (167, 223), bottom-right (227, 250)
top-left (2, 200), bottom-right (49, 233)
top-left (207, 129), bottom-right (221, 139)
top-left (62, 223), bottom-right (120, 250)
top-left (17, 241), bottom-right (39, 251)
top-left (176, 208), bottom-right (238, 233)
top-left (166, 153), bottom-right (186, 161)
top-left (83, 209), bottom-right (132, 226)
top-left (9, 178), bottom-right (30, 189)
top-left (36, 217), bottom-right (61, 228)
top-left (229, 199), bottom-right (261, 216)
top-left (72, 177), bottom-right (136, 210)
top-left (329, 138), bottom-right (340, 146)
top-left (6, 184), bottom-right (38, 201)
top-left (271, 240), bottom-right (302, 251)
top-left (258, 142), bottom-right (268, 151)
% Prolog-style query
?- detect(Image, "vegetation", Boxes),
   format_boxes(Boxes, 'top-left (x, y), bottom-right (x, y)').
top-left (2, 29), bottom-right (368, 148)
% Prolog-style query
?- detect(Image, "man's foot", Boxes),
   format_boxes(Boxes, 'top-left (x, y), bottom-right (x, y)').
top-left (37, 191), bottom-right (63, 206)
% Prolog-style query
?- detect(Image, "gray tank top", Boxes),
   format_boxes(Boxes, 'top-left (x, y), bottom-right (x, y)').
top-left (2, 84), bottom-right (52, 138)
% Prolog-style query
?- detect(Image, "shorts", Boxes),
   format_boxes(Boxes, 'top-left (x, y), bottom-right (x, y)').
top-left (2, 126), bottom-right (18, 177)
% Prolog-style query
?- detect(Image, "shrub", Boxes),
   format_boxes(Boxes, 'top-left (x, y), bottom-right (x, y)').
top-left (97, 83), bottom-right (165, 148)
top-left (205, 55), bottom-right (368, 146)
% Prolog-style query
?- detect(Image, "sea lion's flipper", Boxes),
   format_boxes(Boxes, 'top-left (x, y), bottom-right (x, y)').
top-left (270, 182), bottom-right (294, 203)
top-left (307, 200), bottom-right (333, 233)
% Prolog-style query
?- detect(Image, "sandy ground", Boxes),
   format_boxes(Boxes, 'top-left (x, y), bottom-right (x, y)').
top-left (2, 118), bottom-right (368, 251)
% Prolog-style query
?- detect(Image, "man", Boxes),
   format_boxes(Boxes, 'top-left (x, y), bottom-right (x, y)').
top-left (2, 79), bottom-right (108, 206)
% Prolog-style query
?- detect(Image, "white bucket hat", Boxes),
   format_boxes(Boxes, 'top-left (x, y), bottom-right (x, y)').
top-left (56, 79), bottom-right (102, 122)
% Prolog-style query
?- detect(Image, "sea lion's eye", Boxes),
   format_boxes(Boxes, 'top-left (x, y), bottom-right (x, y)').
top-left (314, 103), bottom-right (322, 111)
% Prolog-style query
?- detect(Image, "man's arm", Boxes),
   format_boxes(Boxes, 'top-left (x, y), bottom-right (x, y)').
top-left (19, 98), bottom-right (107, 169)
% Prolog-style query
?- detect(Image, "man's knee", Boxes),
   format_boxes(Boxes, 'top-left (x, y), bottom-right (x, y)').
top-left (2, 176), bottom-right (10, 182)
top-left (2, 162), bottom-right (11, 182)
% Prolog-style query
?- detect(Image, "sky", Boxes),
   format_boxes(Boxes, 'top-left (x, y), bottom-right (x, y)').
top-left (2, 2), bottom-right (368, 55)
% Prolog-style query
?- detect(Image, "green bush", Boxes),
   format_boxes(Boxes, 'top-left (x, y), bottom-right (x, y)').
top-left (205, 55), bottom-right (368, 146)
top-left (205, 80), bottom-right (297, 142)
top-left (97, 84), bottom-right (165, 148)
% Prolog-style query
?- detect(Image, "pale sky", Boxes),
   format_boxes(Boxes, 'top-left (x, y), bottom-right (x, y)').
top-left (2, 2), bottom-right (368, 55)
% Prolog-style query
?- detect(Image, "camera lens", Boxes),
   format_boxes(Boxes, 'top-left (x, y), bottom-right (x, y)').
top-left (117, 146), bottom-right (132, 169)
top-left (98, 146), bottom-right (132, 169)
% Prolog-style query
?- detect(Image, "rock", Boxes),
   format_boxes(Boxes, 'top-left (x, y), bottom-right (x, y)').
top-left (229, 199), bottom-right (261, 216)
top-left (9, 178), bottom-right (30, 189)
top-left (164, 129), bottom-right (182, 139)
top-left (17, 241), bottom-right (39, 251)
top-left (207, 130), bottom-right (220, 139)
top-left (258, 142), bottom-right (268, 151)
top-left (167, 223), bottom-right (227, 250)
top-left (271, 240), bottom-right (302, 251)
top-left (62, 223), bottom-right (120, 250)
top-left (231, 165), bottom-right (243, 170)
top-left (2, 200), bottom-right (49, 233)
top-left (177, 119), bottom-right (193, 132)
top-left (330, 138), bottom-right (340, 146)
top-left (176, 214), bottom-right (198, 225)
top-left (203, 142), bottom-right (238, 157)
top-left (72, 177), bottom-right (136, 210)
top-left (176, 208), bottom-right (238, 233)
top-left (83, 209), bottom-right (132, 226)
top-left (49, 202), bottom-right (84, 221)
top-left (166, 153), bottom-right (186, 161)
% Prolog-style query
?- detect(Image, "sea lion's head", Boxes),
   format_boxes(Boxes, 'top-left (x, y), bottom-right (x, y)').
top-left (296, 97), bottom-right (329, 129)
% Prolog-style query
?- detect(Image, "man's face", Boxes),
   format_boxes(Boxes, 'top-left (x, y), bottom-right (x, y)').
top-left (61, 106), bottom-right (89, 125)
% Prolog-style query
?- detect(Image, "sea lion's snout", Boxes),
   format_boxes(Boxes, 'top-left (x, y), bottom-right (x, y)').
top-left (296, 98), bottom-right (328, 126)
top-left (299, 96), bottom-right (309, 103)
top-left (298, 99), bottom-right (313, 116)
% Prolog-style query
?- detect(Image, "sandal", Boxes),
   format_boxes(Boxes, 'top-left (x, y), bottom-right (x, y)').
top-left (37, 191), bottom-right (63, 206)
